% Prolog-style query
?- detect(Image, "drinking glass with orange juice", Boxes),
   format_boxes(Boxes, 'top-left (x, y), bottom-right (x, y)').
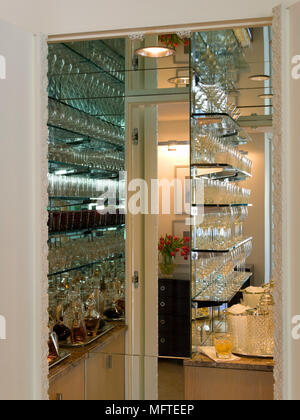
top-left (214, 333), bottom-right (234, 359)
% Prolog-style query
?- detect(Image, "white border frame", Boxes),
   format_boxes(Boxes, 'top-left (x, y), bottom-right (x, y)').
top-left (40, 12), bottom-right (289, 400)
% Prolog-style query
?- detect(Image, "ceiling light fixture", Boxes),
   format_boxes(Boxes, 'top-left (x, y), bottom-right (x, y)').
top-left (135, 46), bottom-right (175, 58)
top-left (249, 74), bottom-right (271, 82)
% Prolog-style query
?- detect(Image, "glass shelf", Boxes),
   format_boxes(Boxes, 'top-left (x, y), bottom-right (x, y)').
top-left (192, 272), bottom-right (253, 304)
top-left (49, 96), bottom-right (125, 130)
top-left (49, 196), bottom-right (99, 202)
top-left (49, 42), bottom-right (125, 85)
top-left (49, 224), bottom-right (125, 239)
top-left (191, 112), bottom-right (252, 144)
top-left (192, 203), bottom-right (252, 208)
top-left (48, 160), bottom-right (120, 180)
top-left (191, 237), bottom-right (253, 254)
top-left (48, 253), bottom-right (125, 278)
top-left (191, 163), bottom-right (252, 180)
top-left (48, 124), bottom-right (124, 152)
top-left (191, 30), bottom-right (250, 92)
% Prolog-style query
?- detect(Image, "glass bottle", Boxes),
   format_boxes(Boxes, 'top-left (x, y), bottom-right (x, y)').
top-left (92, 267), bottom-right (105, 316)
top-left (71, 305), bottom-right (87, 345)
top-left (84, 293), bottom-right (101, 337)
top-left (53, 292), bottom-right (71, 342)
top-left (48, 331), bottom-right (59, 360)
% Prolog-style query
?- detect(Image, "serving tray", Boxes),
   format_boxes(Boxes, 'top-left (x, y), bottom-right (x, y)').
top-left (49, 351), bottom-right (71, 369)
top-left (232, 351), bottom-right (274, 359)
top-left (60, 325), bottom-right (115, 348)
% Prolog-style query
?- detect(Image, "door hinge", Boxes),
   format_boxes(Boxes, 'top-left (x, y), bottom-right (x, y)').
top-left (132, 271), bottom-right (139, 288)
top-left (132, 128), bottom-right (139, 145)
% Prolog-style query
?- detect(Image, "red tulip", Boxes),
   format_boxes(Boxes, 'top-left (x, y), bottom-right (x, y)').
top-left (166, 241), bottom-right (171, 246)
top-left (184, 256), bottom-right (188, 261)
top-left (184, 237), bottom-right (190, 243)
top-left (176, 248), bottom-right (180, 252)
top-left (171, 252), bottom-right (175, 257)
top-left (168, 235), bottom-right (172, 240)
top-left (174, 236), bottom-right (178, 241)
top-left (181, 252), bottom-right (185, 257)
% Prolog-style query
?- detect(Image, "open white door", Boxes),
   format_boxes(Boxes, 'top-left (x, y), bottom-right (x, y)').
top-left (0, 19), bottom-right (48, 400)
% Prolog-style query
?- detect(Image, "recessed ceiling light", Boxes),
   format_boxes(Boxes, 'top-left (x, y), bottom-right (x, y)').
top-left (258, 93), bottom-right (274, 99)
top-left (249, 74), bottom-right (271, 82)
top-left (168, 76), bottom-right (190, 86)
top-left (135, 46), bottom-right (175, 58)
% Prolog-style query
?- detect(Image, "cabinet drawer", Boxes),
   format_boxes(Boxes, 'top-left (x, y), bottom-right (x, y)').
top-left (49, 360), bottom-right (85, 401)
top-left (159, 335), bottom-right (191, 358)
top-left (159, 315), bottom-right (190, 333)
top-left (86, 332), bottom-right (125, 400)
top-left (159, 279), bottom-right (190, 299)
top-left (159, 298), bottom-right (191, 316)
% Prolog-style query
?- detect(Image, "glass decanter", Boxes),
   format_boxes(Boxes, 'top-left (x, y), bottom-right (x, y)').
top-left (92, 267), bottom-right (105, 316)
top-left (84, 293), bottom-right (101, 337)
top-left (71, 305), bottom-right (87, 345)
top-left (53, 292), bottom-right (71, 342)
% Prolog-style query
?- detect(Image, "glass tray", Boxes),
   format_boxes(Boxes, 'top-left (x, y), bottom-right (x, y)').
top-left (60, 325), bottom-right (115, 348)
top-left (233, 351), bottom-right (274, 359)
top-left (49, 351), bottom-right (71, 369)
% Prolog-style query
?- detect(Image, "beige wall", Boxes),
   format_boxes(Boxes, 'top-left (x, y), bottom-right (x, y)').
top-left (240, 134), bottom-right (266, 285)
top-left (0, 20), bottom-right (36, 400)
top-left (158, 111), bottom-right (190, 239)
top-left (0, 0), bottom-right (276, 35)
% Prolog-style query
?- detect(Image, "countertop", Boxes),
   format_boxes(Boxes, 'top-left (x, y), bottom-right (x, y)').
top-left (184, 353), bottom-right (274, 373)
top-left (49, 324), bottom-right (127, 383)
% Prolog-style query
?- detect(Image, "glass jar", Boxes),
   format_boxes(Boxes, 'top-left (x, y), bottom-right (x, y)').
top-left (242, 287), bottom-right (264, 308)
top-left (247, 308), bottom-right (274, 356)
top-left (84, 293), bottom-right (101, 337)
top-left (71, 306), bottom-right (87, 345)
top-left (226, 311), bottom-right (249, 354)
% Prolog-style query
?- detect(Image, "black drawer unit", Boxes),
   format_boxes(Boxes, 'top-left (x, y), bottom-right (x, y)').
top-left (158, 278), bottom-right (191, 358)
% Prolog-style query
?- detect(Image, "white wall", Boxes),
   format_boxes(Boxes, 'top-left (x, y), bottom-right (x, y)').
top-left (240, 134), bottom-right (266, 285)
top-left (0, 0), bottom-right (278, 35)
top-left (0, 19), bottom-right (36, 400)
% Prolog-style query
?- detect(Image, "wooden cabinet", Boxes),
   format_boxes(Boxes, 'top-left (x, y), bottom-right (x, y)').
top-left (49, 360), bottom-right (85, 401)
top-left (86, 333), bottom-right (125, 400)
top-left (184, 356), bottom-right (274, 401)
top-left (48, 328), bottom-right (126, 401)
top-left (158, 278), bottom-right (191, 358)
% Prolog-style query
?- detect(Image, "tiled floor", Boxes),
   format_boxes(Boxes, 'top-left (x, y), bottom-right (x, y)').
top-left (158, 359), bottom-right (185, 400)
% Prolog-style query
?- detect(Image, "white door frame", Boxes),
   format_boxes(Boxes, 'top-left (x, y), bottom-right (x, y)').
top-left (41, 12), bottom-right (292, 400)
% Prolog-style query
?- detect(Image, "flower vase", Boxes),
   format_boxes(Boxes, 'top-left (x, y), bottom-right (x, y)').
top-left (159, 254), bottom-right (176, 277)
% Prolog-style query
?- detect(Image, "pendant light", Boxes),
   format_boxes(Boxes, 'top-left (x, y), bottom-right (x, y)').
top-left (135, 46), bottom-right (175, 58)
top-left (168, 76), bottom-right (190, 86)
top-left (249, 74), bottom-right (271, 82)
top-left (258, 93), bottom-right (274, 99)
